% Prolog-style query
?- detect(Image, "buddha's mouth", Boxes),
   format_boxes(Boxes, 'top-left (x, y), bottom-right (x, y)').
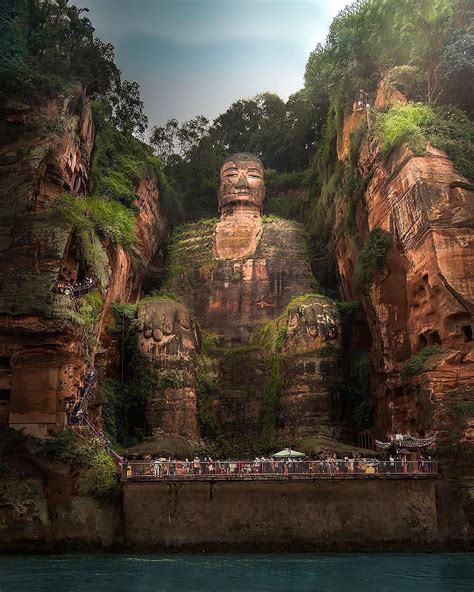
top-left (222, 191), bottom-right (257, 202)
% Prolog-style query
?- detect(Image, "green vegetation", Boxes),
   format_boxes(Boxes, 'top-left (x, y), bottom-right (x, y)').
top-left (336, 346), bottom-right (373, 434)
top-left (401, 345), bottom-right (442, 378)
top-left (48, 194), bottom-right (137, 249)
top-left (260, 353), bottom-right (282, 451)
top-left (197, 371), bottom-right (222, 439)
top-left (77, 290), bottom-right (103, 327)
top-left (40, 430), bottom-right (119, 500)
top-left (385, 65), bottom-right (427, 101)
top-left (261, 214), bottom-right (285, 223)
top-left (1, 0), bottom-right (147, 135)
top-left (376, 102), bottom-right (432, 155)
top-left (41, 429), bottom-right (96, 464)
top-left (265, 169), bottom-right (308, 192)
top-left (422, 106), bottom-right (474, 179)
top-left (375, 102), bottom-right (474, 177)
top-left (354, 228), bottom-right (391, 288)
top-left (336, 300), bottom-right (360, 321)
top-left (102, 304), bottom-right (190, 446)
top-left (109, 302), bottom-right (138, 322)
top-left (81, 449), bottom-right (119, 501)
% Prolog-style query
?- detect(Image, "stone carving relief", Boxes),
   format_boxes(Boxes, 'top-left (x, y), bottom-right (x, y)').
top-left (137, 299), bottom-right (200, 359)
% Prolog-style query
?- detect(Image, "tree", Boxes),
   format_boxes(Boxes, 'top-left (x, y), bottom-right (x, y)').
top-left (0, 0), bottom-right (148, 135)
top-left (109, 79), bottom-right (148, 137)
top-left (149, 119), bottom-right (178, 164)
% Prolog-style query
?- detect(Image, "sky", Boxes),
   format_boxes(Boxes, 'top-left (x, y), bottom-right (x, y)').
top-left (75, 0), bottom-right (352, 131)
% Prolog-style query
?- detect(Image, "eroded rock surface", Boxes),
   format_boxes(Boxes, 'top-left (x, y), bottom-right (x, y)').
top-left (0, 89), bottom-right (166, 437)
top-left (137, 298), bottom-right (200, 438)
top-left (334, 80), bottom-right (474, 528)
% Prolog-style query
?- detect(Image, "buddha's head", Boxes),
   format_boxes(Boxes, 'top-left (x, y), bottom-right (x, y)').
top-left (218, 152), bottom-right (265, 216)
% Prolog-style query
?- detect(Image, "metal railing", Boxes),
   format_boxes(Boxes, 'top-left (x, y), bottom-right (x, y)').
top-left (122, 459), bottom-right (438, 481)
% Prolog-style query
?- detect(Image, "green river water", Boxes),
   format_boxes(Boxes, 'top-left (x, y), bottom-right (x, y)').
top-left (0, 553), bottom-right (473, 591)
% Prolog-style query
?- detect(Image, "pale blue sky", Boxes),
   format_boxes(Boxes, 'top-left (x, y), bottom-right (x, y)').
top-left (75, 0), bottom-right (352, 129)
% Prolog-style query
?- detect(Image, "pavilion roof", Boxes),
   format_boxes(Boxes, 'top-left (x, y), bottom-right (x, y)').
top-left (375, 435), bottom-right (435, 450)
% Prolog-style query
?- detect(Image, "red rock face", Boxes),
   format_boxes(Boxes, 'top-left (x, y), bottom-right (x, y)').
top-left (137, 298), bottom-right (200, 439)
top-left (0, 90), bottom-right (166, 437)
top-left (166, 214), bottom-right (342, 440)
top-left (334, 82), bottom-right (473, 522)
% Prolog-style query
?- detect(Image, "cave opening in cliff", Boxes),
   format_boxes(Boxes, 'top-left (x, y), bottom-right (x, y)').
top-left (427, 331), bottom-right (441, 346)
top-left (462, 325), bottom-right (472, 342)
top-left (418, 334), bottom-right (428, 349)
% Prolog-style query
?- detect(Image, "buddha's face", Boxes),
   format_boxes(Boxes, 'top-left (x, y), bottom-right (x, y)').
top-left (218, 157), bottom-right (265, 213)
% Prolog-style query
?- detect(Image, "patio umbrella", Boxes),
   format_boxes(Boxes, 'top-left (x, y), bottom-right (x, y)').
top-left (271, 447), bottom-right (305, 459)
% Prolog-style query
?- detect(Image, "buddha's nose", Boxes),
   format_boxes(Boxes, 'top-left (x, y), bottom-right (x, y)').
top-left (235, 171), bottom-right (250, 189)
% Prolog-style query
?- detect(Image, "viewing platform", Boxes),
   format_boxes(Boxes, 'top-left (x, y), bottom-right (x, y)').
top-left (122, 459), bottom-right (438, 482)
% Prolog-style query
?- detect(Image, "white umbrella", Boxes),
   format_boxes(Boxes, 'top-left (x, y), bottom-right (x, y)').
top-left (271, 447), bottom-right (305, 459)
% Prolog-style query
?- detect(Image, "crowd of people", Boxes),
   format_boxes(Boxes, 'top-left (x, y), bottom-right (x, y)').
top-left (124, 453), bottom-right (437, 480)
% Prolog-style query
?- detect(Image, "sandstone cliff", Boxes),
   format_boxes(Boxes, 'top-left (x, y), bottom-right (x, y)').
top-left (333, 82), bottom-right (474, 530)
top-left (0, 89), bottom-right (166, 437)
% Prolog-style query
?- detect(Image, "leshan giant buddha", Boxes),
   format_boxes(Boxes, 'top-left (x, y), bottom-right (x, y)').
top-left (138, 153), bottom-right (341, 444)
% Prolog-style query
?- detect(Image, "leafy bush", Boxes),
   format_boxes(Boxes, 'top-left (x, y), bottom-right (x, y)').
top-left (109, 302), bottom-right (138, 322)
top-left (376, 103), bottom-right (434, 155)
top-left (422, 106), bottom-right (474, 179)
top-left (376, 103), bottom-right (474, 179)
top-left (401, 345), bottom-right (442, 378)
top-left (40, 430), bottom-right (95, 465)
top-left (354, 228), bottom-right (391, 288)
top-left (385, 65), bottom-right (427, 101)
top-left (49, 194), bottom-right (136, 249)
top-left (81, 449), bottom-right (119, 501)
top-left (197, 372), bottom-right (221, 439)
top-left (40, 429), bottom-right (119, 500)
top-left (77, 290), bottom-right (103, 328)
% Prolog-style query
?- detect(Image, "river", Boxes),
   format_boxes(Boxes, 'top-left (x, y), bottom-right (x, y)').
top-left (0, 553), bottom-right (472, 591)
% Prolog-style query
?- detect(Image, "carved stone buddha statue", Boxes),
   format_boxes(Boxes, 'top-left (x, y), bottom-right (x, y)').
top-left (138, 152), bottom-right (341, 442)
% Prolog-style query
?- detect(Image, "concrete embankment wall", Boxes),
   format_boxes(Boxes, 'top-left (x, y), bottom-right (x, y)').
top-left (123, 479), bottom-right (466, 551)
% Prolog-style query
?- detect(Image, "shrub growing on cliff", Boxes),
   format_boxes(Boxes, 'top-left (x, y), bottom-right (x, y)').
top-left (385, 66), bottom-right (427, 101)
top-left (41, 430), bottom-right (95, 465)
top-left (197, 371), bottom-right (222, 439)
top-left (40, 430), bottom-right (119, 500)
top-left (376, 103), bottom-right (434, 155)
top-left (49, 194), bottom-right (136, 249)
top-left (375, 103), bottom-right (474, 179)
top-left (401, 345), bottom-right (442, 378)
top-left (81, 449), bottom-right (120, 501)
top-left (354, 228), bottom-right (391, 288)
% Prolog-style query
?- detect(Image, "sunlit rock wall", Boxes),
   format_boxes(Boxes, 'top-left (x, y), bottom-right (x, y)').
top-left (334, 81), bottom-right (474, 530)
